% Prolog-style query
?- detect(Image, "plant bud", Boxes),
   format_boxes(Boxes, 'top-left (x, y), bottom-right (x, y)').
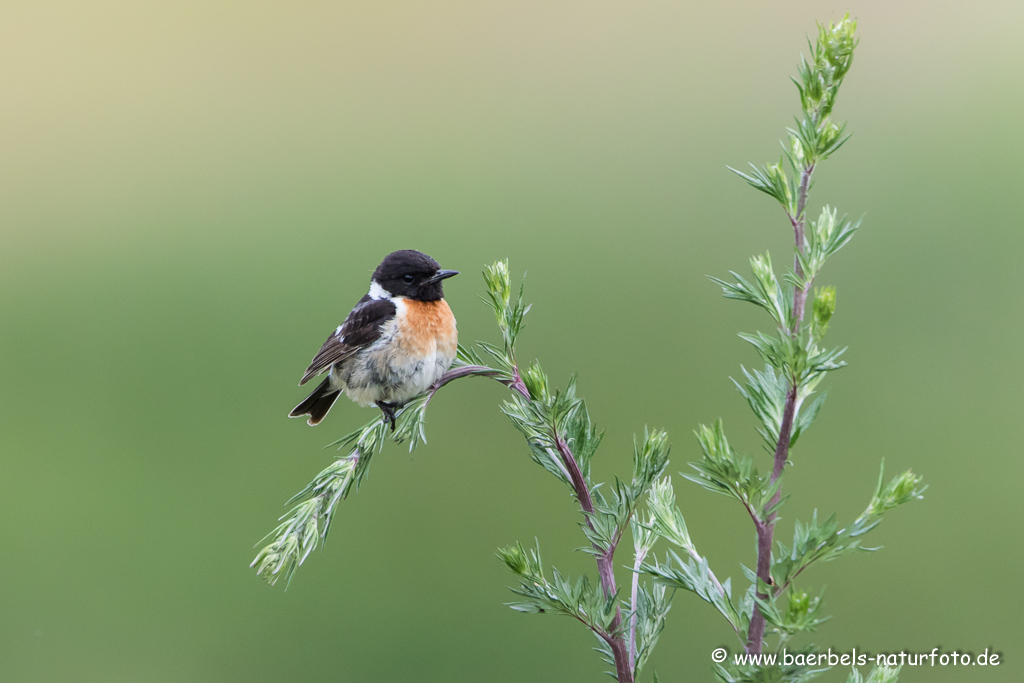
top-left (497, 544), bottom-right (528, 575)
top-left (813, 286), bottom-right (836, 332)
top-left (751, 253), bottom-right (777, 298)
top-left (521, 360), bottom-right (549, 400)
top-left (787, 591), bottom-right (812, 620)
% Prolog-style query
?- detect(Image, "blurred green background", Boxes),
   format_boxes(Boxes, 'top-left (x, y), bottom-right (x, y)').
top-left (2, 1), bottom-right (1021, 681)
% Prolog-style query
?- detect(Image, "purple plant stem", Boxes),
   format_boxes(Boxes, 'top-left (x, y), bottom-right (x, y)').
top-left (745, 162), bottom-right (814, 655)
top-left (554, 434), bottom-right (633, 683)
top-left (431, 364), bottom-right (633, 680)
top-left (432, 364), bottom-right (530, 399)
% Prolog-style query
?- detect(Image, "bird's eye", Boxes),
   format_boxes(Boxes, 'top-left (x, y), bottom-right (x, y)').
top-left (402, 274), bottom-right (415, 284)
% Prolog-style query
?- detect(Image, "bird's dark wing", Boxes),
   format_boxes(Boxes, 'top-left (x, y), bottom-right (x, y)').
top-left (298, 296), bottom-right (397, 385)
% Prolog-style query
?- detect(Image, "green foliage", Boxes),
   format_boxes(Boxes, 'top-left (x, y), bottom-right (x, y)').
top-left (252, 16), bottom-right (921, 683)
top-left (251, 394), bottom-right (430, 587)
top-left (645, 549), bottom-right (747, 642)
top-left (733, 14), bottom-right (858, 222)
top-left (850, 461), bottom-right (927, 536)
top-left (684, 419), bottom-right (780, 519)
top-left (728, 160), bottom-right (799, 218)
top-left (630, 580), bottom-right (672, 678)
top-left (795, 17), bottom-right (857, 120)
top-left (795, 207), bottom-right (860, 287)
top-left (750, 461), bottom-right (926, 604)
top-left (643, 477), bottom-right (749, 641)
top-left (642, 15), bottom-right (921, 682)
top-left (710, 253), bottom-right (793, 328)
top-left (482, 266), bottom-right (680, 682)
top-left (497, 541), bottom-right (619, 634)
top-left (478, 259), bottom-right (530, 364)
top-left (810, 287), bottom-right (836, 341)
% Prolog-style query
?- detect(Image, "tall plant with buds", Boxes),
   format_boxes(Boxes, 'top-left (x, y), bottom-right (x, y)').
top-left (640, 15), bottom-right (925, 681)
top-left (251, 16), bottom-right (923, 683)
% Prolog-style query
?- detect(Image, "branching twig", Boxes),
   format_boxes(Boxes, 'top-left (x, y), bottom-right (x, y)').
top-left (553, 430), bottom-right (632, 683)
top-left (252, 363), bottom-right (523, 588)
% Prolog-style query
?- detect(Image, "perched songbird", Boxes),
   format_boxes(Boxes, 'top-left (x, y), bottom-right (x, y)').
top-left (289, 250), bottom-right (459, 429)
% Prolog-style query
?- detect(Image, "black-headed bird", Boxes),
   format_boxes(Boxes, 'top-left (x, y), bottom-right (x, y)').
top-left (289, 249), bottom-right (458, 429)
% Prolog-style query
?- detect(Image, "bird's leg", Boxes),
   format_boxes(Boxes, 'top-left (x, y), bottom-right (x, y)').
top-left (375, 401), bottom-right (398, 431)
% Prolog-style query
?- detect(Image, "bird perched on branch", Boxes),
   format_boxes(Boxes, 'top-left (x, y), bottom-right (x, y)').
top-left (289, 249), bottom-right (459, 430)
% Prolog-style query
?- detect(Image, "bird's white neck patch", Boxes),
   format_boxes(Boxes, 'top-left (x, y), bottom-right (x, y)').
top-left (368, 281), bottom-right (392, 301)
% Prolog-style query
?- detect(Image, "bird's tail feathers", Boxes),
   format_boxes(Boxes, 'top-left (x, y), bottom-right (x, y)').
top-left (289, 378), bottom-right (341, 426)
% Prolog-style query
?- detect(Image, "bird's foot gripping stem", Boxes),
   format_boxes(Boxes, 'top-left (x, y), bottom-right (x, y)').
top-left (375, 401), bottom-right (400, 431)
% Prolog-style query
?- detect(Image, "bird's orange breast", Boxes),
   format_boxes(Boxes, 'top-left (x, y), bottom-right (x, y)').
top-left (398, 299), bottom-right (458, 356)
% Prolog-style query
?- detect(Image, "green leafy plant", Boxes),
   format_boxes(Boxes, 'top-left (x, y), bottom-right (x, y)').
top-left (252, 15), bottom-right (924, 683)
top-left (641, 14), bottom-right (925, 681)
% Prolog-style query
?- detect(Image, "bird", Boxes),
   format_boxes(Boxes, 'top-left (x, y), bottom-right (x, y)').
top-left (289, 250), bottom-right (459, 430)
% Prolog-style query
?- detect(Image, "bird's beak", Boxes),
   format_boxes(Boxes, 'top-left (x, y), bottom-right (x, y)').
top-left (426, 269), bottom-right (459, 284)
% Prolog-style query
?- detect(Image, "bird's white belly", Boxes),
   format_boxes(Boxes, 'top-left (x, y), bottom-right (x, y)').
top-left (330, 299), bottom-right (457, 407)
top-left (339, 346), bottom-right (449, 407)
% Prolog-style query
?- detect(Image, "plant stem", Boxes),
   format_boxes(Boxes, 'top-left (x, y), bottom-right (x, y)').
top-left (430, 364), bottom-right (530, 400)
top-left (554, 432), bottom-right (633, 683)
top-left (745, 162), bottom-right (814, 655)
top-left (683, 546), bottom-right (727, 600)
top-left (790, 163), bottom-right (815, 331)
top-left (443, 363), bottom-right (632, 680)
top-left (628, 547), bottom-right (647, 674)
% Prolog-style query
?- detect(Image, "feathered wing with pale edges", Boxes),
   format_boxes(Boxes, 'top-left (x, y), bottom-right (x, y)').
top-left (289, 295), bottom-right (397, 425)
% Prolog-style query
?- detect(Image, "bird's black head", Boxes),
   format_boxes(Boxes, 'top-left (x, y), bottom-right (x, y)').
top-left (371, 249), bottom-right (458, 301)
